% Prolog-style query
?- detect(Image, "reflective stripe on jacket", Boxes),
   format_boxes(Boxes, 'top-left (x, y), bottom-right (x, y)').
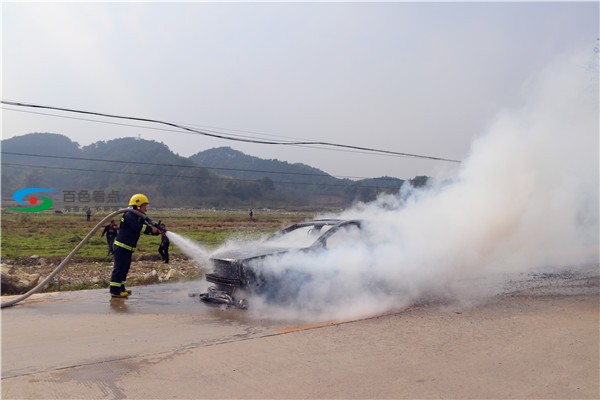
top-left (114, 240), bottom-right (136, 252)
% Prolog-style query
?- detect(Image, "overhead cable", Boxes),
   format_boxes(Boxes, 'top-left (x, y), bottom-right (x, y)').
top-left (2, 106), bottom-right (422, 159)
top-left (2, 162), bottom-right (402, 190)
top-left (1, 100), bottom-right (461, 163)
top-left (2, 151), bottom-right (402, 181)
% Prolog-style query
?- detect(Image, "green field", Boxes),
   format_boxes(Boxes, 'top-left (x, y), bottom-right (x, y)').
top-left (1, 209), bottom-right (319, 260)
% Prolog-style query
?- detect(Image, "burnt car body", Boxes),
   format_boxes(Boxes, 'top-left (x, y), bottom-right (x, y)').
top-left (199, 219), bottom-right (363, 308)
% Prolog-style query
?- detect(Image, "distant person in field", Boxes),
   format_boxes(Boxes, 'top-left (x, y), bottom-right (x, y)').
top-left (101, 219), bottom-right (119, 256)
top-left (86, 208), bottom-right (92, 221)
top-left (158, 223), bottom-right (170, 264)
top-left (249, 209), bottom-right (254, 221)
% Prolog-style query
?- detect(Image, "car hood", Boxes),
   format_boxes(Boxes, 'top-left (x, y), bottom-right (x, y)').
top-left (210, 244), bottom-right (300, 262)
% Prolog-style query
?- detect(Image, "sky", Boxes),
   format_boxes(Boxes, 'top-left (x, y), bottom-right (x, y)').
top-left (2, 1), bottom-right (598, 180)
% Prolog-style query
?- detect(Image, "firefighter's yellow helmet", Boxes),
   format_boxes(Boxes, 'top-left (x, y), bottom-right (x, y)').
top-left (129, 193), bottom-right (150, 207)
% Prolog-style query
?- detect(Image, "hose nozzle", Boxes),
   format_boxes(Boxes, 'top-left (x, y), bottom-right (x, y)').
top-left (145, 217), bottom-right (167, 233)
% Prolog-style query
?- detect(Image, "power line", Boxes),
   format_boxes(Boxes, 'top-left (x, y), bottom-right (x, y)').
top-left (1, 151), bottom-right (405, 182)
top-left (1, 100), bottom-right (461, 163)
top-left (2, 162), bottom-right (402, 190)
top-left (3, 106), bottom-right (423, 159)
top-left (3, 107), bottom-right (300, 145)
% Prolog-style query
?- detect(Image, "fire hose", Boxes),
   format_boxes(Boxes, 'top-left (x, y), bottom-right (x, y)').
top-left (1, 208), bottom-right (165, 309)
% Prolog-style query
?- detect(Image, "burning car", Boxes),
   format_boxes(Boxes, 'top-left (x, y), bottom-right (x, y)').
top-left (199, 219), bottom-right (363, 308)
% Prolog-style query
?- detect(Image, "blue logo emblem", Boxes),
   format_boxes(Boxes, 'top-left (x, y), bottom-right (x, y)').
top-left (10, 188), bottom-right (58, 212)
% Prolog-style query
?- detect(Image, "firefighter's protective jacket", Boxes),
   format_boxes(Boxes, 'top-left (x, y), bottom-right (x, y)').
top-left (114, 210), bottom-right (157, 252)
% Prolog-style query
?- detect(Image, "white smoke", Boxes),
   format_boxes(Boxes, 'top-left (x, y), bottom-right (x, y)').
top-left (247, 49), bottom-right (599, 321)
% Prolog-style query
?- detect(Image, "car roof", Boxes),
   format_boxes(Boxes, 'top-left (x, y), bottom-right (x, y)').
top-left (274, 219), bottom-right (362, 235)
top-left (293, 218), bottom-right (360, 225)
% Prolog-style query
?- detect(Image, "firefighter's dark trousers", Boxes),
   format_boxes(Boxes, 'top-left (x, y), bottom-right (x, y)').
top-left (159, 245), bottom-right (169, 264)
top-left (109, 246), bottom-right (133, 294)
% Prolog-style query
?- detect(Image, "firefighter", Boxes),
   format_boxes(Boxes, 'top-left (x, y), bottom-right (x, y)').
top-left (109, 193), bottom-right (160, 299)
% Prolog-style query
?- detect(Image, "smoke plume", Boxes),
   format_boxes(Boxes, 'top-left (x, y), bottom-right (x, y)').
top-left (247, 49), bottom-right (599, 321)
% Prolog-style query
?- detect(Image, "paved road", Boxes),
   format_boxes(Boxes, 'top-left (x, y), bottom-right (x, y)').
top-left (1, 282), bottom-right (292, 377)
top-left (2, 278), bottom-right (598, 399)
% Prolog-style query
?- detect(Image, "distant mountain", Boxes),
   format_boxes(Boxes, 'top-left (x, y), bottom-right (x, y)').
top-left (1, 133), bottom-right (421, 210)
top-left (79, 137), bottom-right (223, 206)
top-left (2, 133), bottom-right (84, 196)
top-left (189, 146), bottom-right (411, 203)
top-left (2, 134), bottom-right (223, 208)
top-left (189, 146), bottom-right (339, 184)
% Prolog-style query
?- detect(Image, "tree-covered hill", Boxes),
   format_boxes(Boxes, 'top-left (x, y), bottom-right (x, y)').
top-left (190, 146), bottom-right (337, 184)
top-left (2, 134), bottom-right (225, 208)
top-left (1, 133), bottom-right (419, 210)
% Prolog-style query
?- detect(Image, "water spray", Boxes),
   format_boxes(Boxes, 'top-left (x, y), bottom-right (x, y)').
top-left (165, 231), bottom-right (210, 263)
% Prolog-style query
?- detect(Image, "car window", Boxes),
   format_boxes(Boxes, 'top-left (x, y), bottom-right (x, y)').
top-left (268, 224), bottom-right (334, 248)
top-left (324, 224), bottom-right (361, 248)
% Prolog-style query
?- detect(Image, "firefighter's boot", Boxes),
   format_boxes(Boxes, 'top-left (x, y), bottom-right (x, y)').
top-left (110, 281), bottom-right (130, 299)
top-left (122, 282), bottom-right (132, 295)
